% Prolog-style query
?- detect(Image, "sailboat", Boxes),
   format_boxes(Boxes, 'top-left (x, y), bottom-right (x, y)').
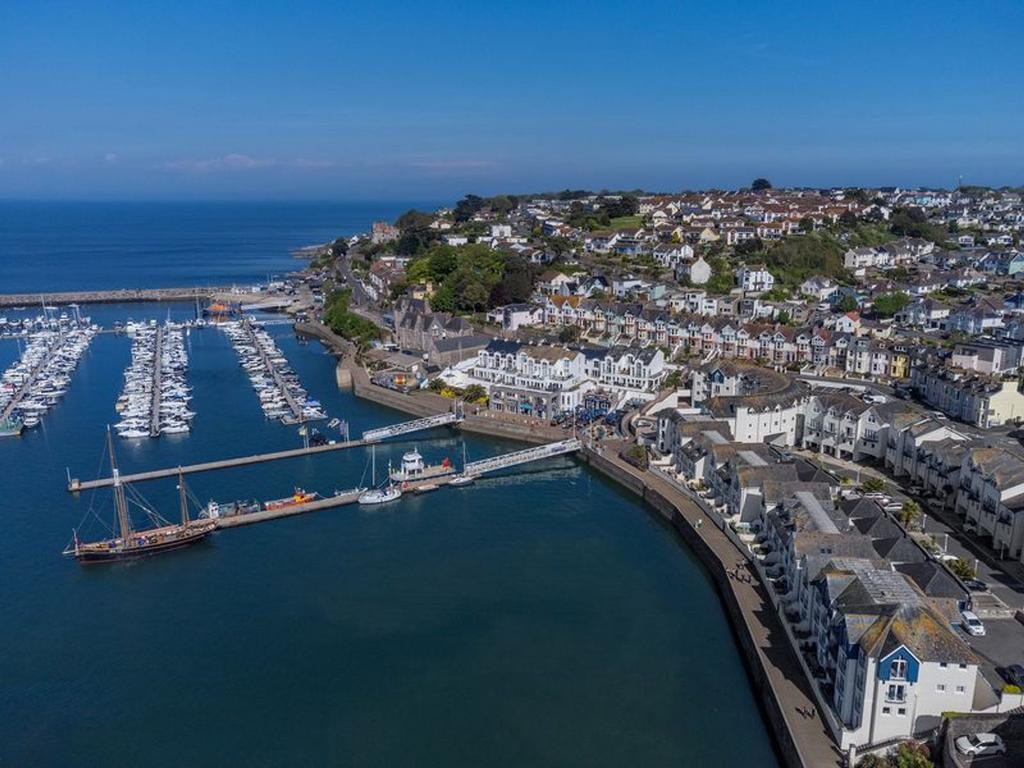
top-left (448, 441), bottom-right (476, 486)
top-left (358, 445), bottom-right (402, 504)
top-left (63, 429), bottom-right (216, 563)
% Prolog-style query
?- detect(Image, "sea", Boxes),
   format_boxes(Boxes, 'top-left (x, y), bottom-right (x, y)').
top-left (0, 202), bottom-right (780, 767)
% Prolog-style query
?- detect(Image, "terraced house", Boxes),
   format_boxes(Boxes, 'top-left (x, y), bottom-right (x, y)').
top-left (956, 447), bottom-right (1024, 561)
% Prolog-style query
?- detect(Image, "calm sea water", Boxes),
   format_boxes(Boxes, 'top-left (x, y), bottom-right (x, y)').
top-left (0, 201), bottom-right (431, 293)
top-left (0, 207), bottom-right (780, 766)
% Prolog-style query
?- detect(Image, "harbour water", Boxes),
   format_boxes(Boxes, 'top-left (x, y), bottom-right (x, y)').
top-left (0, 207), bottom-right (780, 767)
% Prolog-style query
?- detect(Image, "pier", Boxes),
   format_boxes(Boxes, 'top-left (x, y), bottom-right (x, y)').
top-left (69, 411), bottom-right (460, 491)
top-left (149, 326), bottom-right (164, 437)
top-left (0, 287), bottom-right (219, 308)
top-left (211, 440), bottom-right (583, 528)
top-left (362, 411), bottom-right (462, 442)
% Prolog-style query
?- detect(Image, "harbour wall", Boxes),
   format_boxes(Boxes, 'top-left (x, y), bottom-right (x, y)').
top-left (581, 449), bottom-right (807, 768)
top-left (0, 287), bottom-right (220, 308)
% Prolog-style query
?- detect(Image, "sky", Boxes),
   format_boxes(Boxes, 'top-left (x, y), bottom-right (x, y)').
top-left (1, 0), bottom-right (1023, 200)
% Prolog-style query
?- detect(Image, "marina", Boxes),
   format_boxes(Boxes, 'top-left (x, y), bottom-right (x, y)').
top-left (222, 317), bottom-right (326, 425)
top-left (114, 321), bottom-right (194, 439)
top-left (0, 326), bottom-right (96, 434)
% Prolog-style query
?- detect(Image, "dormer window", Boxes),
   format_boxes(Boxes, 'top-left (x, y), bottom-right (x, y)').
top-left (890, 659), bottom-right (907, 680)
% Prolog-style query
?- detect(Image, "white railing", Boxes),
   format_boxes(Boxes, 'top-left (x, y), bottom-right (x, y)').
top-left (362, 411), bottom-right (461, 442)
top-left (464, 439), bottom-right (581, 477)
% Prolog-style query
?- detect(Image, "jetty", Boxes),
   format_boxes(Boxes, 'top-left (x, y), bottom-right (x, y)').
top-left (68, 411), bottom-right (465, 491)
top-left (211, 440), bottom-right (582, 528)
top-left (149, 326), bottom-right (164, 437)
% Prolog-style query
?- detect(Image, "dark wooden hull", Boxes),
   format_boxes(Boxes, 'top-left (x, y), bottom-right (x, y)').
top-left (73, 527), bottom-right (212, 563)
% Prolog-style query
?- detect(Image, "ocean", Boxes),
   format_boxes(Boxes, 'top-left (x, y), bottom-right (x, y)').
top-left (0, 201), bottom-right (433, 293)
top-left (0, 203), bottom-right (780, 767)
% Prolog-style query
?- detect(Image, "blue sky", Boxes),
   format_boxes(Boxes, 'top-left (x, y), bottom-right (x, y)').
top-left (1, 0), bottom-right (1022, 200)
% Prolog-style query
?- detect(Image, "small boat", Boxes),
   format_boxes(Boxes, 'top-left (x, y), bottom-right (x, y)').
top-left (413, 483), bottom-right (439, 494)
top-left (359, 446), bottom-right (402, 505)
top-left (63, 430), bottom-right (215, 563)
top-left (448, 474), bottom-right (476, 487)
top-left (263, 488), bottom-right (318, 510)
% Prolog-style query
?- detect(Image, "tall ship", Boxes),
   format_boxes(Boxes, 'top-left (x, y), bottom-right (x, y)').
top-left (63, 430), bottom-right (215, 563)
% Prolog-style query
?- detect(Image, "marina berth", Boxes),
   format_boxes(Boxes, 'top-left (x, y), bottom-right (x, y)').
top-left (221, 317), bottom-right (326, 424)
top-left (0, 325), bottom-right (96, 433)
top-left (113, 320), bottom-right (193, 439)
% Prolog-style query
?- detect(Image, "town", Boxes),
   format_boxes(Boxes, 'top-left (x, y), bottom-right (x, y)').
top-left (299, 182), bottom-right (1024, 766)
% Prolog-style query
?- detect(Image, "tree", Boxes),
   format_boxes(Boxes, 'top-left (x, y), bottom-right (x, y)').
top-left (777, 309), bottom-right (792, 325)
top-left (453, 194), bottom-right (485, 222)
top-left (837, 294), bottom-right (860, 312)
top-left (558, 326), bottom-right (580, 343)
top-left (949, 558), bottom-right (975, 580)
top-left (798, 216), bottom-right (815, 233)
top-left (872, 292), bottom-right (911, 319)
top-left (734, 237), bottom-right (764, 257)
top-left (463, 384), bottom-right (487, 403)
top-left (838, 210), bottom-right (859, 228)
top-left (891, 741), bottom-right (933, 768)
top-left (898, 499), bottom-right (921, 529)
top-left (862, 477), bottom-right (888, 493)
top-left (751, 178), bottom-right (772, 191)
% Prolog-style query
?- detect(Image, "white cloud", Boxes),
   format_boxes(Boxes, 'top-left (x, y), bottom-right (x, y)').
top-left (162, 153), bottom-right (277, 172)
top-left (103, 152), bottom-right (119, 163)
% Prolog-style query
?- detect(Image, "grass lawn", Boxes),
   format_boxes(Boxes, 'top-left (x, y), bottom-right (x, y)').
top-left (609, 215), bottom-right (643, 229)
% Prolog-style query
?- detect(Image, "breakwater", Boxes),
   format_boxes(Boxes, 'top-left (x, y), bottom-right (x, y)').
top-left (0, 287), bottom-right (222, 308)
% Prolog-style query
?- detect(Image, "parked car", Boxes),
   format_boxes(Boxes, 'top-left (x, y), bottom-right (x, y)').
top-left (960, 610), bottom-right (986, 637)
top-left (1004, 664), bottom-right (1024, 687)
top-left (963, 579), bottom-right (988, 592)
top-left (955, 732), bottom-right (1005, 757)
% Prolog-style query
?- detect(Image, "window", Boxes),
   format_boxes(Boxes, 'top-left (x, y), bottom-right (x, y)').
top-left (890, 659), bottom-right (908, 680)
top-left (939, 662), bottom-right (948, 668)
top-left (956, 686), bottom-right (965, 694)
top-left (936, 684), bottom-right (946, 692)
top-left (959, 663), bottom-right (967, 669)
top-left (897, 708), bottom-right (906, 716)
top-left (882, 707), bottom-right (891, 715)
top-left (886, 684), bottom-right (906, 703)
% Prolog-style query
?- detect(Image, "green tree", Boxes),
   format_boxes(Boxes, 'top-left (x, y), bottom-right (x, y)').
top-left (949, 558), bottom-right (975, 580)
top-left (837, 294), bottom-right (860, 312)
top-left (862, 477), bottom-right (887, 493)
top-left (891, 741), bottom-right (933, 768)
top-left (798, 216), bottom-right (815, 233)
top-left (872, 292), bottom-right (911, 319)
top-left (463, 384), bottom-right (487, 403)
top-left (898, 499), bottom-right (922, 529)
top-left (558, 326), bottom-right (580, 343)
top-left (751, 178), bottom-right (772, 191)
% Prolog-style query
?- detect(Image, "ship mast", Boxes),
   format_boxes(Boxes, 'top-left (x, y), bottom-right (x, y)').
top-left (107, 427), bottom-right (132, 543)
top-left (178, 467), bottom-right (189, 526)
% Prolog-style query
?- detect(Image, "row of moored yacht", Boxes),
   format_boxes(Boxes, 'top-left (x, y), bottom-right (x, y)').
top-left (0, 327), bottom-right (96, 431)
top-left (0, 309), bottom-right (93, 338)
top-left (114, 321), bottom-right (194, 439)
top-left (221, 320), bottom-right (326, 423)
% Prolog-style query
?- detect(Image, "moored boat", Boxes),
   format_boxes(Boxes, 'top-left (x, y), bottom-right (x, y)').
top-left (63, 430), bottom-right (215, 563)
top-left (264, 488), bottom-right (318, 510)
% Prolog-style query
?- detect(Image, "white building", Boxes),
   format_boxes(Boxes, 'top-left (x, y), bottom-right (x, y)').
top-left (735, 263), bottom-right (775, 293)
